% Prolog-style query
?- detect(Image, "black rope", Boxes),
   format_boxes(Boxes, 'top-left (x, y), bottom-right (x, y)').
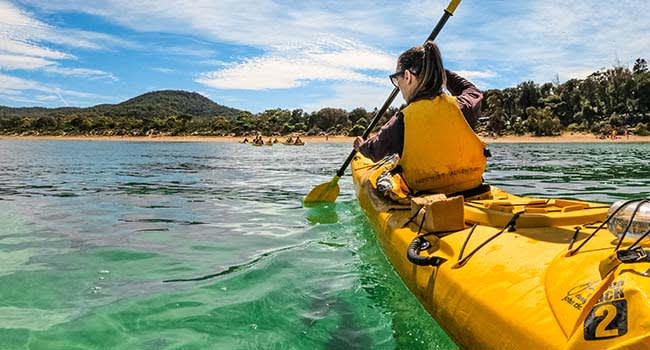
top-left (457, 224), bottom-right (478, 263)
top-left (569, 198), bottom-right (645, 256)
top-left (568, 226), bottom-right (581, 251)
top-left (416, 211), bottom-right (426, 235)
top-left (614, 199), bottom-right (650, 251)
top-left (628, 227), bottom-right (650, 251)
top-left (454, 212), bottom-right (521, 268)
top-left (402, 209), bottom-right (423, 228)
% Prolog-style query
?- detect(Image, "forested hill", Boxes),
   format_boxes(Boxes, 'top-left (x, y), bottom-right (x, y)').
top-left (0, 90), bottom-right (242, 120)
top-left (114, 90), bottom-right (241, 119)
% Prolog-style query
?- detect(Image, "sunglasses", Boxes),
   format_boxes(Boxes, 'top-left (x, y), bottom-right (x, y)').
top-left (389, 71), bottom-right (405, 87)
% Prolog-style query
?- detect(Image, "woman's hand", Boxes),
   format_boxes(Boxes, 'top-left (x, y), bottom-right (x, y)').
top-left (353, 136), bottom-right (364, 151)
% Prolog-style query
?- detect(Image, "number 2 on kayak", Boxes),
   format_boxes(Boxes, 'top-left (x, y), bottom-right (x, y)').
top-left (584, 300), bottom-right (628, 340)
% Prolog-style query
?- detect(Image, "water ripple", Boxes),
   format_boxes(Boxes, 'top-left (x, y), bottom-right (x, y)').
top-left (2, 140), bottom-right (650, 349)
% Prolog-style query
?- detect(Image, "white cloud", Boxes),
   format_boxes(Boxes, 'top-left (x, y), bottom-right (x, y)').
top-left (6, 0), bottom-right (650, 110)
top-left (198, 59), bottom-right (228, 66)
top-left (0, 54), bottom-right (115, 80)
top-left (61, 89), bottom-right (107, 99)
top-left (454, 70), bottom-right (496, 80)
top-left (0, 2), bottom-right (70, 59)
top-left (0, 54), bottom-right (54, 70)
top-left (35, 95), bottom-right (59, 101)
top-left (303, 82), bottom-right (402, 113)
top-left (305, 43), bottom-right (395, 71)
top-left (0, 37), bottom-right (73, 60)
top-left (161, 46), bottom-right (216, 58)
top-left (0, 93), bottom-right (44, 105)
top-left (40, 29), bottom-right (137, 50)
top-left (18, 0), bottom-right (401, 90)
top-left (19, 1), bottom-right (398, 48)
top-left (0, 1), bottom-right (126, 84)
top-left (0, 73), bottom-right (107, 103)
top-left (195, 60), bottom-right (375, 90)
top-left (0, 73), bottom-right (52, 94)
top-left (0, 2), bottom-right (134, 52)
top-left (438, 1), bottom-right (650, 86)
top-left (43, 66), bottom-right (117, 80)
top-left (196, 45), bottom-right (392, 90)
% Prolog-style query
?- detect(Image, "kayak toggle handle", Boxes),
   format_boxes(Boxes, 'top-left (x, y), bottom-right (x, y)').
top-left (617, 246), bottom-right (650, 264)
top-left (407, 236), bottom-right (447, 267)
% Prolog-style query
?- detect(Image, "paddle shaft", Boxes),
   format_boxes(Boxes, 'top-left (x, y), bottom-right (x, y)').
top-left (335, 4), bottom-right (458, 178)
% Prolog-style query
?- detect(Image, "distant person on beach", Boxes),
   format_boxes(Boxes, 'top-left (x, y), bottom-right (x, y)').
top-left (353, 40), bottom-right (486, 194)
top-left (294, 136), bottom-right (304, 145)
top-left (286, 136), bottom-right (293, 144)
top-left (242, 137), bottom-right (249, 143)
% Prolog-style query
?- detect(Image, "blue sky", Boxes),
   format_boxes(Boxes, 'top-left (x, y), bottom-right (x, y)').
top-left (1, 0), bottom-right (648, 113)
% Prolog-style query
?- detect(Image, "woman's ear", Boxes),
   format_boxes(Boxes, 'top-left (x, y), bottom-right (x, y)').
top-left (403, 70), bottom-right (411, 83)
top-left (404, 70), bottom-right (416, 85)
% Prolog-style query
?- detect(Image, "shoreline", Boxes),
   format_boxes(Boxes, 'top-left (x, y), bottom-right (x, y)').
top-left (481, 133), bottom-right (650, 143)
top-left (1, 133), bottom-right (649, 144)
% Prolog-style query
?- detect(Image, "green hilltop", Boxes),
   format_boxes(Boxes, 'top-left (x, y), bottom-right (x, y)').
top-left (112, 90), bottom-right (241, 120)
top-left (0, 90), bottom-right (242, 120)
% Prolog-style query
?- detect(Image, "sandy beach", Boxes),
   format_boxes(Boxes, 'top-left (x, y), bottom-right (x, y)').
top-left (1, 133), bottom-right (649, 144)
top-left (480, 133), bottom-right (650, 144)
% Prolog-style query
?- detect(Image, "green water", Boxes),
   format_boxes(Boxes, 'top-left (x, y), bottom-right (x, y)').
top-left (1, 141), bottom-right (649, 350)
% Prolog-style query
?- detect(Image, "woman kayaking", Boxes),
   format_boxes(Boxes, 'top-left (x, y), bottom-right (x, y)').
top-left (353, 40), bottom-right (487, 195)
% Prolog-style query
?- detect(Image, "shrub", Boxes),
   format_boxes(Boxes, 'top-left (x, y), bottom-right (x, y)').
top-left (348, 124), bottom-right (365, 137)
top-left (636, 123), bottom-right (650, 136)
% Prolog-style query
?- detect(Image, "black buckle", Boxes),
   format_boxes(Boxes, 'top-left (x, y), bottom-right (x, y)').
top-left (617, 246), bottom-right (650, 263)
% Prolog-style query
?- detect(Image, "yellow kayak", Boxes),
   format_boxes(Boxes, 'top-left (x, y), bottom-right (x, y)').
top-left (351, 153), bottom-right (650, 349)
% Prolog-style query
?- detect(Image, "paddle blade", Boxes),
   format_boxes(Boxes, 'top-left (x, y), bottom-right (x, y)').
top-left (303, 176), bottom-right (340, 206)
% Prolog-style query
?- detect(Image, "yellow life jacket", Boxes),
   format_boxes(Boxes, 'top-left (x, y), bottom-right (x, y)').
top-left (399, 94), bottom-right (486, 194)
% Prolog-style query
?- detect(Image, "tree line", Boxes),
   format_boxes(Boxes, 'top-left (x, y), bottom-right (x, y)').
top-left (1, 58), bottom-right (648, 137)
top-left (0, 105), bottom-right (395, 137)
top-left (482, 58), bottom-right (650, 136)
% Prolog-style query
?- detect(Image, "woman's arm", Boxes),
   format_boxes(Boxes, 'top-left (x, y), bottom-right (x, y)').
top-left (356, 112), bottom-right (405, 162)
top-left (446, 70), bottom-right (483, 130)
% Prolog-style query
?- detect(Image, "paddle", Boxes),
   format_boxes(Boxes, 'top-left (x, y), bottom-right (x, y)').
top-left (303, 0), bottom-right (462, 206)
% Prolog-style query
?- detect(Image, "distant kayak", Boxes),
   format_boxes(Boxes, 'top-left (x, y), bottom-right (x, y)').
top-left (352, 152), bottom-right (650, 349)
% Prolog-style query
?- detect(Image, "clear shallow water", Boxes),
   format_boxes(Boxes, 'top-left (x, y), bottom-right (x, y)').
top-left (1, 140), bottom-right (649, 350)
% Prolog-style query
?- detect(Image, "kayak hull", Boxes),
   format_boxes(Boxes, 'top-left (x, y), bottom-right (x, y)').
top-left (351, 153), bottom-right (650, 349)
